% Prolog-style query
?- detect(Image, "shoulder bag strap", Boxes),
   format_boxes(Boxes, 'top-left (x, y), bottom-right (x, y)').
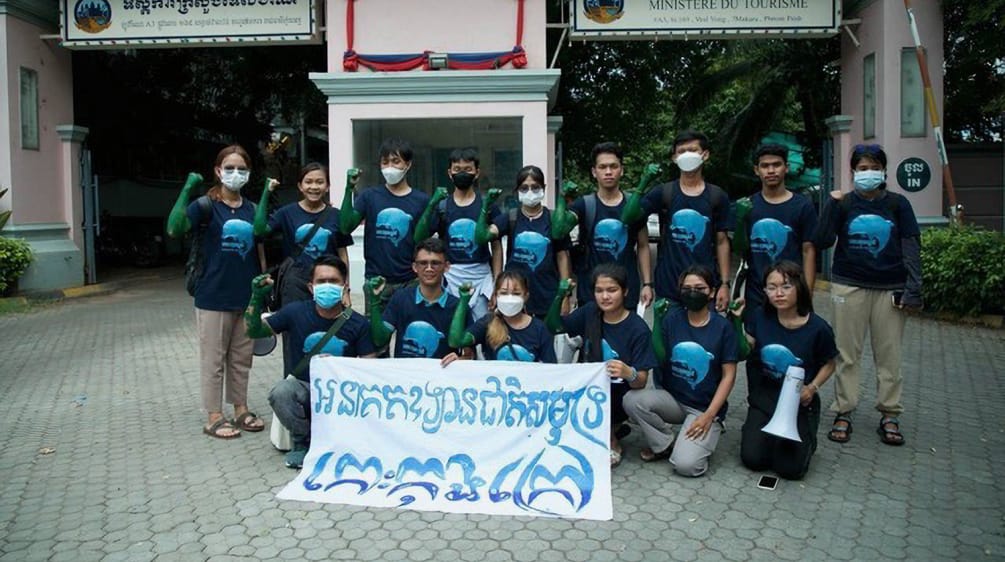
top-left (290, 308), bottom-right (351, 378)
top-left (290, 204), bottom-right (333, 259)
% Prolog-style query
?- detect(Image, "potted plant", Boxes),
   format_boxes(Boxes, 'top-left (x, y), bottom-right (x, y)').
top-left (0, 188), bottom-right (33, 296)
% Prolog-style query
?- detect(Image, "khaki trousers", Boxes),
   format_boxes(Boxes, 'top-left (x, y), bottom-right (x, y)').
top-left (829, 283), bottom-right (906, 415)
top-left (196, 308), bottom-right (254, 413)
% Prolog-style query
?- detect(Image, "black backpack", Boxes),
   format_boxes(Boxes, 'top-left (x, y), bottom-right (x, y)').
top-left (657, 180), bottom-right (727, 241)
top-left (184, 196), bottom-right (212, 297)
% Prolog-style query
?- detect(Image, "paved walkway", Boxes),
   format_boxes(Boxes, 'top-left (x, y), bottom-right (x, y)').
top-left (0, 277), bottom-right (1002, 561)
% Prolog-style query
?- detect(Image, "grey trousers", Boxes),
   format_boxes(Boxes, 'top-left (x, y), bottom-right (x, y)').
top-left (269, 377), bottom-right (311, 448)
top-left (623, 388), bottom-right (723, 477)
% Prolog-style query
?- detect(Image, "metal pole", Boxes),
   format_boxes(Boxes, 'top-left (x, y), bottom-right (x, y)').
top-left (903, 0), bottom-right (963, 225)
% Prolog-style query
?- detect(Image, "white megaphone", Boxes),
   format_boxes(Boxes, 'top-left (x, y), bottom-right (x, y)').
top-left (762, 365), bottom-right (804, 442)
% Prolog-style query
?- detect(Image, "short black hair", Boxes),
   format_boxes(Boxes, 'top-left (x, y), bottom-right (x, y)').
top-left (672, 130), bottom-right (710, 154)
top-left (677, 264), bottom-right (715, 291)
top-left (378, 138), bottom-right (414, 163)
top-left (515, 165), bottom-right (546, 188)
top-left (414, 237), bottom-right (447, 259)
top-left (754, 144), bottom-right (789, 165)
top-left (850, 143), bottom-right (887, 170)
top-left (310, 254), bottom-right (348, 282)
top-left (448, 148), bottom-right (480, 168)
top-left (591, 142), bottom-right (623, 166)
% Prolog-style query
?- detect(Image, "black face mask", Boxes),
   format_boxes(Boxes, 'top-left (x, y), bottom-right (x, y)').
top-left (680, 289), bottom-right (710, 312)
top-left (451, 172), bottom-right (476, 190)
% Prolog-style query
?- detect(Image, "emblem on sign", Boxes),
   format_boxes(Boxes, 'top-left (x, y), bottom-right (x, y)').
top-left (74, 0), bottom-right (112, 34)
top-left (584, 0), bottom-right (625, 24)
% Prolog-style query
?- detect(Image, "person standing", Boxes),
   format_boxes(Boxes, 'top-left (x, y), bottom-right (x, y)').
top-left (736, 144), bottom-right (818, 312)
top-left (815, 144), bottom-right (922, 446)
top-left (551, 142), bottom-right (655, 311)
top-left (166, 144), bottom-right (266, 439)
top-left (621, 131), bottom-right (731, 311)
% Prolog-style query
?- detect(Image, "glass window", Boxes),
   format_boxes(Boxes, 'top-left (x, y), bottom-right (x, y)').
top-left (901, 48), bottom-right (926, 137)
top-left (353, 118), bottom-right (523, 209)
top-left (20, 67), bottom-right (39, 150)
top-left (862, 53), bottom-right (875, 139)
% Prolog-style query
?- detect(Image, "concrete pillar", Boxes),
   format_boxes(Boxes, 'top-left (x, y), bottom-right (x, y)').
top-left (825, 115), bottom-right (854, 193)
top-left (56, 125), bottom-right (88, 250)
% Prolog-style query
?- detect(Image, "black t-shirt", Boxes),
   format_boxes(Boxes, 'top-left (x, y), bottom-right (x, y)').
top-left (383, 287), bottom-right (471, 359)
top-left (829, 191), bottom-right (920, 286)
top-left (744, 192), bottom-right (817, 306)
top-left (744, 309), bottom-right (838, 414)
top-left (495, 208), bottom-right (571, 316)
top-left (570, 194), bottom-right (646, 309)
top-left (266, 301), bottom-right (374, 381)
top-left (269, 203), bottom-right (353, 269)
top-left (187, 197), bottom-right (260, 311)
top-left (430, 194), bottom-right (499, 265)
top-left (354, 185), bottom-right (430, 282)
top-left (469, 315), bottom-right (557, 363)
top-left (562, 302), bottom-right (658, 372)
top-left (659, 309), bottom-right (738, 418)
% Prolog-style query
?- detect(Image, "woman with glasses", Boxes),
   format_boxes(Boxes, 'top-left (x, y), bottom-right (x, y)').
top-left (733, 261), bottom-right (838, 480)
top-left (814, 144), bottom-right (922, 446)
top-left (166, 144), bottom-right (267, 439)
top-left (474, 165), bottom-right (572, 319)
top-left (622, 264), bottom-right (738, 477)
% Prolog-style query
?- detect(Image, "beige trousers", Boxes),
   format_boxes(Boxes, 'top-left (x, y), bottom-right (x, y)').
top-left (196, 308), bottom-right (254, 413)
top-left (829, 283), bottom-right (906, 415)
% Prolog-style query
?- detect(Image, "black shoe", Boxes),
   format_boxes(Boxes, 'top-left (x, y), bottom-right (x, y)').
top-left (615, 423), bottom-right (632, 440)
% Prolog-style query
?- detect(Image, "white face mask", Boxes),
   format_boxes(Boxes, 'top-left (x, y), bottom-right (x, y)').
top-left (220, 169), bottom-right (250, 191)
top-left (675, 151), bottom-right (704, 173)
top-left (381, 166), bottom-right (408, 186)
top-left (496, 295), bottom-right (525, 317)
top-left (518, 189), bottom-right (545, 207)
top-left (853, 170), bottom-right (885, 192)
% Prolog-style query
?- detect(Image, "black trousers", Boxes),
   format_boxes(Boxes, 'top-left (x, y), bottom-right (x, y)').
top-left (740, 395), bottom-right (820, 480)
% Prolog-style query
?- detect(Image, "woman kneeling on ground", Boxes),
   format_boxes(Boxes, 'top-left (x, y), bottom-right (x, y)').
top-left (623, 264), bottom-right (738, 477)
top-left (734, 260), bottom-right (837, 480)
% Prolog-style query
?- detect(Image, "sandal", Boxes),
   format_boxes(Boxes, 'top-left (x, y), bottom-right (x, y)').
top-left (610, 448), bottom-right (622, 469)
top-left (877, 416), bottom-right (905, 446)
top-left (640, 445), bottom-right (673, 463)
top-left (827, 413), bottom-right (853, 443)
top-left (203, 418), bottom-right (241, 440)
top-left (234, 412), bottom-right (265, 432)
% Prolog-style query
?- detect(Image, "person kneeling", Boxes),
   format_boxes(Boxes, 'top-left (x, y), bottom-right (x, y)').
top-left (734, 261), bottom-right (837, 480)
top-left (623, 265), bottom-right (737, 477)
top-left (245, 255), bottom-right (376, 469)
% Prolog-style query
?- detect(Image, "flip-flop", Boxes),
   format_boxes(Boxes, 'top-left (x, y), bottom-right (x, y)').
top-left (203, 418), bottom-right (241, 440)
top-left (234, 412), bottom-right (265, 432)
top-left (610, 448), bottom-right (622, 469)
top-left (640, 446), bottom-right (672, 462)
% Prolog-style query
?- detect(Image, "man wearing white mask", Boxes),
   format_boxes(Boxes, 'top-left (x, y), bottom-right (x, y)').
top-left (622, 131), bottom-right (731, 311)
top-left (245, 255), bottom-right (376, 469)
top-left (339, 138), bottom-right (431, 316)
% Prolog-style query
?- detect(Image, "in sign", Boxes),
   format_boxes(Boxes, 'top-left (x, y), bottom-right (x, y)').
top-left (896, 157), bottom-right (931, 193)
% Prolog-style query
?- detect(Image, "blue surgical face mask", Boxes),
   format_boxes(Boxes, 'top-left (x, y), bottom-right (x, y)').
top-left (312, 283), bottom-right (344, 309)
top-left (853, 170), bottom-right (885, 192)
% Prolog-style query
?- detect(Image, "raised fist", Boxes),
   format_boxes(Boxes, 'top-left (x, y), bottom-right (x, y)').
top-left (638, 163), bottom-right (662, 192)
top-left (557, 278), bottom-right (576, 299)
top-left (365, 276), bottom-right (386, 298)
top-left (346, 168), bottom-right (362, 190)
top-left (251, 273), bottom-right (274, 299)
top-left (459, 282), bottom-right (474, 299)
top-left (562, 180), bottom-right (580, 197)
top-left (484, 188), bottom-right (502, 207)
top-left (183, 172), bottom-right (204, 192)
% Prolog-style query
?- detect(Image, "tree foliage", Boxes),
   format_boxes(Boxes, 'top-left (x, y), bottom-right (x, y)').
top-left (942, 0), bottom-right (1005, 142)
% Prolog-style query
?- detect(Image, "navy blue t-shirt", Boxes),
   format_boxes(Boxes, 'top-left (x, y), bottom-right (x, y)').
top-left (659, 309), bottom-right (738, 418)
top-left (354, 186), bottom-right (431, 283)
top-left (267, 301), bottom-right (375, 382)
top-left (744, 309), bottom-right (838, 414)
top-left (430, 194), bottom-right (499, 265)
top-left (495, 208), bottom-right (571, 316)
top-left (562, 302), bottom-right (658, 371)
top-left (570, 195), bottom-right (646, 309)
top-left (268, 203), bottom-right (353, 269)
top-left (744, 192), bottom-right (818, 306)
top-left (187, 197), bottom-right (260, 311)
top-left (829, 191), bottom-right (920, 286)
top-left (383, 287), bottom-right (471, 359)
top-left (642, 182), bottom-right (729, 301)
top-left (469, 315), bottom-right (557, 363)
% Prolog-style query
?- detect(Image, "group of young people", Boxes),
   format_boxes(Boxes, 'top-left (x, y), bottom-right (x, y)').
top-left (167, 133), bottom-right (923, 480)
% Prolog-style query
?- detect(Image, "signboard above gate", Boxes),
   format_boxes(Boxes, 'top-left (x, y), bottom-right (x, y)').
top-left (60, 0), bottom-right (320, 49)
top-left (570, 0), bottom-right (840, 40)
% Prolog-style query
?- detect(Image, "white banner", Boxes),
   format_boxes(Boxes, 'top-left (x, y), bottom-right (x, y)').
top-left (61, 0), bottom-right (319, 49)
top-left (571, 0), bottom-right (840, 40)
top-left (277, 358), bottom-right (613, 521)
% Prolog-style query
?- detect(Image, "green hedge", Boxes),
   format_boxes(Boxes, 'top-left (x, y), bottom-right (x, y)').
top-left (921, 225), bottom-right (1005, 316)
top-left (0, 237), bottom-right (33, 294)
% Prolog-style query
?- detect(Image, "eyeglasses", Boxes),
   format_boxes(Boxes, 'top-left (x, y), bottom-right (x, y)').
top-left (764, 284), bottom-right (795, 294)
top-left (517, 185), bottom-right (544, 193)
top-left (222, 166), bottom-right (249, 172)
top-left (414, 260), bottom-right (445, 270)
top-left (852, 144), bottom-right (883, 156)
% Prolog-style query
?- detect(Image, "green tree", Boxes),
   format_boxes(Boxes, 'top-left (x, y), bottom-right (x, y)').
top-left (942, 0), bottom-right (1005, 141)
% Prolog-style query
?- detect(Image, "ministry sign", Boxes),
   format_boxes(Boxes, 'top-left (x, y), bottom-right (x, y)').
top-left (571, 0), bottom-right (840, 40)
top-left (61, 0), bottom-right (320, 49)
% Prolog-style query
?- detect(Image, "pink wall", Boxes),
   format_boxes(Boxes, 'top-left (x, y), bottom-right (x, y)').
top-left (1, 15), bottom-right (73, 226)
top-left (325, 0), bottom-right (547, 72)
top-left (839, 0), bottom-right (944, 218)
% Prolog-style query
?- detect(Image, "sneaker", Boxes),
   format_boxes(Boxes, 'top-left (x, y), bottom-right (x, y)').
top-left (284, 448), bottom-right (308, 469)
